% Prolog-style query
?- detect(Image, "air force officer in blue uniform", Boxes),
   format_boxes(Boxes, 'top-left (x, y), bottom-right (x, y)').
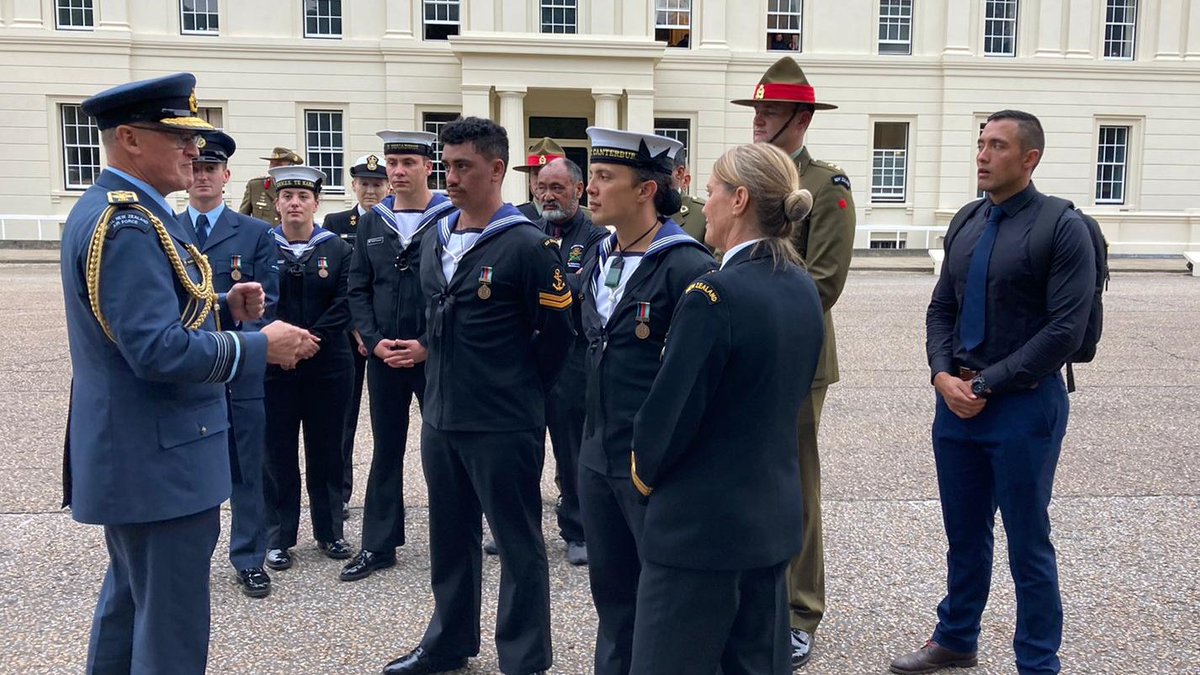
top-left (180, 129), bottom-right (280, 598)
top-left (59, 73), bottom-right (307, 675)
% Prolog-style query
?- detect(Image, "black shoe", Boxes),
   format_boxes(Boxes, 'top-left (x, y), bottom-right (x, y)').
top-left (265, 548), bottom-right (293, 571)
top-left (791, 628), bottom-right (813, 668)
top-left (317, 538), bottom-right (354, 560)
top-left (340, 549), bottom-right (397, 582)
top-left (889, 640), bottom-right (977, 674)
top-left (236, 567), bottom-right (271, 598)
top-left (483, 539), bottom-right (498, 555)
top-left (381, 647), bottom-right (467, 675)
top-left (566, 540), bottom-right (588, 566)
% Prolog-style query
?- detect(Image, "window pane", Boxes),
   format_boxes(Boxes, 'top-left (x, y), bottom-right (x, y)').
top-left (983, 0), bottom-right (1018, 56)
top-left (765, 0), bottom-right (802, 51)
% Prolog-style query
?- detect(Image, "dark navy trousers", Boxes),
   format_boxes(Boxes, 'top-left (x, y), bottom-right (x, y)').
top-left (87, 507), bottom-right (220, 675)
top-left (931, 373), bottom-right (1068, 675)
top-left (228, 397), bottom-right (267, 571)
top-left (359, 359), bottom-right (424, 553)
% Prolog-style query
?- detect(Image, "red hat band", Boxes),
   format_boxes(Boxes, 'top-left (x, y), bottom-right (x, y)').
top-left (753, 83), bottom-right (817, 104)
top-left (528, 153), bottom-right (564, 166)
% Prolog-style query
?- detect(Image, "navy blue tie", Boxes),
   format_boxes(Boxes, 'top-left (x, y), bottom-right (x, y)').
top-left (194, 213), bottom-right (209, 248)
top-left (959, 206), bottom-right (1003, 352)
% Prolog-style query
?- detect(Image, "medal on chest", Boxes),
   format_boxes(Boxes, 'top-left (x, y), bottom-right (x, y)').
top-left (477, 266), bottom-right (493, 300)
top-left (317, 256), bottom-right (329, 278)
top-left (635, 301), bottom-right (651, 340)
top-left (230, 254), bottom-right (243, 281)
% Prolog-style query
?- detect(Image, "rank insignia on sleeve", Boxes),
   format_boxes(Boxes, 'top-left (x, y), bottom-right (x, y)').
top-left (685, 280), bottom-right (720, 303)
top-left (538, 290), bottom-right (573, 310)
top-left (832, 175), bottom-right (851, 190)
top-left (106, 190), bottom-right (139, 205)
top-left (552, 268), bottom-right (567, 292)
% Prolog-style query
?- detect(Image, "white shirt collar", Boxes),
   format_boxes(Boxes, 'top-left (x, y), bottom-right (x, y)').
top-left (720, 238), bottom-right (764, 269)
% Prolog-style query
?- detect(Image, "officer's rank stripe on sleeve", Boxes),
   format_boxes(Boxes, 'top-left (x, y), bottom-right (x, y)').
top-left (685, 280), bottom-right (720, 304)
top-left (205, 332), bottom-right (229, 383)
top-left (631, 454), bottom-right (653, 497)
top-left (538, 290), bottom-right (573, 310)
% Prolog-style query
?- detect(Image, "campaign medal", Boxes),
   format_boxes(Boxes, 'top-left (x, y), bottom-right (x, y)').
top-left (477, 266), bottom-right (493, 300)
top-left (230, 254), bottom-right (243, 281)
top-left (635, 302), bottom-right (651, 340)
top-left (317, 256), bottom-right (329, 278)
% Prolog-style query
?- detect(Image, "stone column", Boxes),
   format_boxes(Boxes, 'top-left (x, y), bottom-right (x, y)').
top-left (10, 0), bottom-right (45, 28)
top-left (942, 0), bottom-right (973, 55)
top-left (1034, 0), bottom-right (1066, 56)
top-left (1155, 0), bottom-right (1184, 59)
top-left (498, 88), bottom-right (527, 204)
top-left (1065, 0), bottom-right (1095, 58)
top-left (461, 83), bottom-right (492, 119)
top-left (698, 0), bottom-right (726, 48)
top-left (592, 89), bottom-right (621, 129)
top-left (384, 0), bottom-right (414, 38)
top-left (97, 0), bottom-right (131, 32)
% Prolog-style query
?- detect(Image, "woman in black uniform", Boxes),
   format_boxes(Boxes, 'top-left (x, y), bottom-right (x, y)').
top-left (628, 143), bottom-right (825, 674)
top-left (577, 127), bottom-right (716, 675)
top-left (261, 165), bottom-right (355, 571)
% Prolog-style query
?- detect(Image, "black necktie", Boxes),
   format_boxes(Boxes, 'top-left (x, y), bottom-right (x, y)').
top-left (960, 206), bottom-right (1003, 351)
top-left (195, 213), bottom-right (209, 248)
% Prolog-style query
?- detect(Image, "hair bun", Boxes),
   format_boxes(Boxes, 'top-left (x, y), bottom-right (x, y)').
top-left (784, 189), bottom-right (813, 223)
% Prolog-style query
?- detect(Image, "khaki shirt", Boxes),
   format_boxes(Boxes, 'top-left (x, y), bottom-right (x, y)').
top-left (671, 193), bottom-right (708, 245)
top-left (239, 176), bottom-right (281, 226)
top-left (791, 146), bottom-right (855, 388)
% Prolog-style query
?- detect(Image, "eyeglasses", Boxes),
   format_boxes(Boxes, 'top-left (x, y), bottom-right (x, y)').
top-left (127, 125), bottom-right (202, 149)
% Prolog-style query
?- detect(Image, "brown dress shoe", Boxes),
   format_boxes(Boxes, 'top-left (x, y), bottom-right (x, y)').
top-left (890, 640), bottom-right (978, 674)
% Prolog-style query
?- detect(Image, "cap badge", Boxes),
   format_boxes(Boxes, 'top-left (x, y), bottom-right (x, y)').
top-left (196, 136), bottom-right (206, 149)
top-left (188, 90), bottom-right (198, 114)
top-left (754, 84), bottom-right (766, 100)
top-left (538, 154), bottom-right (548, 165)
top-left (366, 155), bottom-right (379, 171)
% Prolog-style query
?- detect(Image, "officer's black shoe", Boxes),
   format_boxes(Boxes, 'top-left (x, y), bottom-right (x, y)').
top-left (265, 548), bottom-right (293, 571)
top-left (340, 549), bottom-right (397, 582)
top-left (483, 539), bottom-right (498, 555)
top-left (791, 628), bottom-right (813, 668)
top-left (318, 538), bottom-right (354, 560)
top-left (237, 567), bottom-right (271, 598)
top-left (380, 647), bottom-right (467, 675)
top-left (566, 541), bottom-right (588, 566)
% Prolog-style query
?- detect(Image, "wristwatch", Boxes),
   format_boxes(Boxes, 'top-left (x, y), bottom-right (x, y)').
top-left (970, 375), bottom-right (990, 398)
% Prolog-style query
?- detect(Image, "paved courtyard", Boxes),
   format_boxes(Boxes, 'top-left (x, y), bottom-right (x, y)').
top-left (0, 263), bottom-right (1196, 674)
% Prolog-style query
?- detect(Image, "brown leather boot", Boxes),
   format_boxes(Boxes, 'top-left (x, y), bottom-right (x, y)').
top-left (890, 640), bottom-right (978, 674)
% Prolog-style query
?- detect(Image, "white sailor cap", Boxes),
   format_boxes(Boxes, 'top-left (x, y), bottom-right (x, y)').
top-left (267, 165), bottom-right (327, 193)
top-left (349, 153), bottom-right (386, 179)
top-left (586, 127), bottom-right (683, 174)
top-left (376, 130), bottom-right (438, 157)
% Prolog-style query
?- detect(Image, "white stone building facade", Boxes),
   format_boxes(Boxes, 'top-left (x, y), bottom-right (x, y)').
top-left (0, 0), bottom-right (1197, 252)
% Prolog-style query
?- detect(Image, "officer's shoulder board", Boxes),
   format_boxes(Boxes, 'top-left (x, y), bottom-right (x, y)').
top-left (685, 279), bottom-right (720, 304)
top-left (106, 190), bottom-right (138, 205)
top-left (811, 159), bottom-right (852, 190)
top-left (102, 198), bottom-right (153, 237)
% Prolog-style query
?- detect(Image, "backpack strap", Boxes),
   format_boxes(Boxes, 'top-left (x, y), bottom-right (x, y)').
top-left (943, 198), bottom-right (986, 254)
top-left (1029, 195), bottom-right (1074, 287)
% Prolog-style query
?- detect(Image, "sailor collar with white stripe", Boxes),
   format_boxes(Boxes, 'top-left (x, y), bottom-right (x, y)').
top-left (372, 192), bottom-right (455, 240)
top-left (591, 218), bottom-right (705, 290)
top-left (272, 224), bottom-right (337, 259)
top-left (437, 203), bottom-right (532, 250)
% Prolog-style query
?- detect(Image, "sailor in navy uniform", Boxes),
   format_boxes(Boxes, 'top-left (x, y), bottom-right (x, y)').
top-left (340, 131), bottom-right (456, 582)
top-left (576, 127), bottom-right (716, 675)
top-left (381, 117), bottom-right (571, 675)
top-left (534, 156), bottom-right (608, 566)
top-left (261, 166), bottom-right (357, 571)
top-left (323, 153), bottom-right (389, 516)
top-left (179, 129), bottom-right (280, 599)
top-left (59, 73), bottom-right (302, 675)
top-left (628, 142), bottom-right (824, 674)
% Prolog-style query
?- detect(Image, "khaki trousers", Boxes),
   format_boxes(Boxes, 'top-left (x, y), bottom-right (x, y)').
top-left (786, 385), bottom-right (826, 634)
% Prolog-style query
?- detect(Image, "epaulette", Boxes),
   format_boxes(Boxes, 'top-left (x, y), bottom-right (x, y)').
top-left (106, 190), bottom-right (139, 205)
top-left (543, 237), bottom-right (560, 249)
top-left (809, 158), bottom-right (843, 173)
top-left (104, 206), bottom-right (153, 237)
top-left (685, 279), bottom-right (720, 304)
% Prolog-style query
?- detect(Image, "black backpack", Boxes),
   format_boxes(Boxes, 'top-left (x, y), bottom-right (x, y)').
top-left (944, 195), bottom-right (1109, 392)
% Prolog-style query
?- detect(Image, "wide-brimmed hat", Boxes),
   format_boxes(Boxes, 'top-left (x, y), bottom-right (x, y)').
top-left (730, 57), bottom-right (837, 110)
top-left (514, 137), bottom-right (566, 173)
top-left (260, 147), bottom-right (304, 164)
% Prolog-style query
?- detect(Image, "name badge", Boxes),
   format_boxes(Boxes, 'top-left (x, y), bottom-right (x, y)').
top-left (367, 236), bottom-right (385, 246)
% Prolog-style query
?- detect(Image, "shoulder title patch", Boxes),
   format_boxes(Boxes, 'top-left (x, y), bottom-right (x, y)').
top-left (106, 190), bottom-right (139, 205)
top-left (685, 280), bottom-right (720, 304)
top-left (832, 175), bottom-right (852, 190)
top-left (543, 238), bottom-right (559, 249)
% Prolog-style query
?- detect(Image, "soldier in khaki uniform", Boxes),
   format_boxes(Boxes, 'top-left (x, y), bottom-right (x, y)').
top-left (513, 137), bottom-right (566, 221)
top-left (668, 147), bottom-right (708, 245)
top-left (732, 56), bottom-right (855, 669)
top-left (239, 146), bottom-right (303, 226)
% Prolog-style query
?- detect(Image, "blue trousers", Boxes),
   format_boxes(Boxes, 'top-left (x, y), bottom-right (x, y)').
top-left (228, 397), bottom-right (267, 571)
top-left (931, 374), bottom-right (1068, 675)
top-left (87, 507), bottom-right (220, 675)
